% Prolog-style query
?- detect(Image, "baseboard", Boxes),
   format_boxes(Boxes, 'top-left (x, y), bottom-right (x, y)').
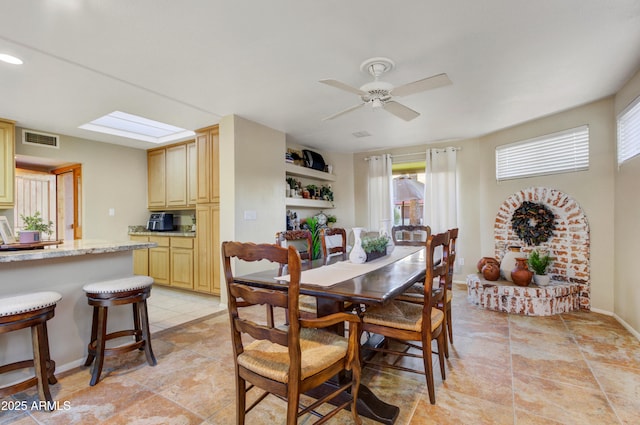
top-left (587, 307), bottom-right (640, 342)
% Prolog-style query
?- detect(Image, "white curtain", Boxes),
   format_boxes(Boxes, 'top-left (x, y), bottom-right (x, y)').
top-left (424, 148), bottom-right (458, 233)
top-left (367, 154), bottom-right (393, 232)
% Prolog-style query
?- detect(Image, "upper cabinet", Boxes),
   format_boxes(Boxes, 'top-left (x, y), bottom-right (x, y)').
top-left (195, 125), bottom-right (219, 204)
top-left (0, 119), bottom-right (15, 209)
top-left (147, 140), bottom-right (196, 210)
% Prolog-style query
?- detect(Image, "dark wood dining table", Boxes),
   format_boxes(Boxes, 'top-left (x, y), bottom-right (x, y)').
top-left (232, 247), bottom-right (426, 425)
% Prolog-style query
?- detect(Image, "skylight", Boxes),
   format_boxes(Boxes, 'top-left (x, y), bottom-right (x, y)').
top-left (79, 111), bottom-right (195, 143)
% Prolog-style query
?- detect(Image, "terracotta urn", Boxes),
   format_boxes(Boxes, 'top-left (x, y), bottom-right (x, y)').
top-left (481, 262), bottom-right (500, 281)
top-left (477, 256), bottom-right (499, 273)
top-left (511, 257), bottom-right (533, 286)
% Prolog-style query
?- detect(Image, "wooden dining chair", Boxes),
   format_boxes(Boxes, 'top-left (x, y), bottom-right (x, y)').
top-left (361, 231), bottom-right (450, 405)
top-left (320, 227), bottom-right (347, 264)
top-left (221, 241), bottom-right (362, 424)
top-left (276, 230), bottom-right (316, 317)
top-left (398, 227), bottom-right (458, 356)
top-left (391, 224), bottom-right (431, 246)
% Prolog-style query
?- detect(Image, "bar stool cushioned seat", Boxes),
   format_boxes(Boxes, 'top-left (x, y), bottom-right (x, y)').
top-left (0, 291), bottom-right (62, 403)
top-left (82, 276), bottom-right (156, 386)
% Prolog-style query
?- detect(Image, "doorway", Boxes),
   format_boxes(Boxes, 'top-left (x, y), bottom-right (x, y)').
top-left (14, 161), bottom-right (82, 241)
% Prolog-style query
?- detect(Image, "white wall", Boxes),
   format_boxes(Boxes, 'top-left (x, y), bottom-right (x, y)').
top-left (353, 97), bottom-right (618, 315)
top-left (613, 69), bottom-right (640, 333)
top-left (13, 129), bottom-right (149, 241)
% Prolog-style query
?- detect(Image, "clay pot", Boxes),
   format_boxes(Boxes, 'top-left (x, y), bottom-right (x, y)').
top-left (511, 257), bottom-right (533, 287)
top-left (477, 256), bottom-right (499, 273)
top-left (481, 263), bottom-right (500, 281)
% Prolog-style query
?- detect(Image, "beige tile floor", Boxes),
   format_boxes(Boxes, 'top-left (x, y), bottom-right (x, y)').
top-left (1, 283), bottom-right (639, 424)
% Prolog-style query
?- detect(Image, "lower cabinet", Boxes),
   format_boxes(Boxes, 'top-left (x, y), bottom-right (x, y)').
top-left (130, 235), bottom-right (194, 290)
top-left (195, 203), bottom-right (220, 295)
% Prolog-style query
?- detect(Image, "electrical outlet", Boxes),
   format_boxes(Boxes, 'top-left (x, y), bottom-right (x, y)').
top-left (108, 208), bottom-right (115, 216)
top-left (458, 257), bottom-right (464, 266)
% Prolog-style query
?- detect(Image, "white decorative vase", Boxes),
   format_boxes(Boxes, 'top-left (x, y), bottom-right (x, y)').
top-left (533, 274), bottom-right (551, 286)
top-left (349, 227), bottom-right (367, 264)
top-left (500, 246), bottom-right (522, 282)
top-left (379, 219), bottom-right (394, 254)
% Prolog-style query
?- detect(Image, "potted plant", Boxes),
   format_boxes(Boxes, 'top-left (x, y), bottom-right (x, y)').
top-left (361, 235), bottom-right (390, 262)
top-left (326, 214), bottom-right (337, 227)
top-left (20, 211), bottom-right (54, 243)
top-left (528, 249), bottom-right (553, 286)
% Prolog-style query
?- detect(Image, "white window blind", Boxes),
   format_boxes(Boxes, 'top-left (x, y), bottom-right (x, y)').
top-left (617, 95), bottom-right (640, 165)
top-left (496, 125), bottom-right (589, 181)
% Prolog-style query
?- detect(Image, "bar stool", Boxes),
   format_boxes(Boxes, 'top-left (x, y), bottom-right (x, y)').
top-left (82, 276), bottom-right (156, 386)
top-left (0, 291), bottom-right (62, 403)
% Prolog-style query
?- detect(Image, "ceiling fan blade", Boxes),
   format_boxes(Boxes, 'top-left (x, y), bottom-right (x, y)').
top-left (322, 103), bottom-right (365, 121)
top-left (391, 73), bottom-right (452, 97)
top-left (383, 101), bottom-right (420, 121)
top-left (319, 79), bottom-right (367, 96)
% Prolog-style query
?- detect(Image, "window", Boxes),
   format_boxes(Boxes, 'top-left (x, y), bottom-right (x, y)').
top-left (617, 95), bottom-right (640, 165)
top-left (392, 158), bottom-right (425, 225)
top-left (496, 125), bottom-right (589, 181)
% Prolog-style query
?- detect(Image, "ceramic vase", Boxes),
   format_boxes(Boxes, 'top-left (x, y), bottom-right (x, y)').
top-left (482, 263), bottom-right (500, 281)
top-left (500, 246), bottom-right (522, 282)
top-left (349, 227), bottom-right (367, 264)
top-left (511, 257), bottom-right (533, 286)
top-left (533, 274), bottom-right (552, 286)
top-left (477, 256), bottom-right (499, 273)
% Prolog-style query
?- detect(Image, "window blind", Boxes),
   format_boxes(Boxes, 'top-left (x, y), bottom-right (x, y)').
top-left (495, 125), bottom-right (589, 181)
top-left (617, 95), bottom-right (640, 165)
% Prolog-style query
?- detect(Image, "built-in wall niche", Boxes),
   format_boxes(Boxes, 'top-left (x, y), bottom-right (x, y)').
top-left (494, 187), bottom-right (591, 310)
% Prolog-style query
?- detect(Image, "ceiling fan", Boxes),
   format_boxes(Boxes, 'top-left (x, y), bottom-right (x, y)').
top-left (320, 57), bottom-right (451, 121)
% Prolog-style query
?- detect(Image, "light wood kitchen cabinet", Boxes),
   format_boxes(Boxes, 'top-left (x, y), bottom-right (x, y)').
top-left (148, 236), bottom-right (170, 285)
top-left (195, 203), bottom-right (220, 295)
top-left (187, 142), bottom-right (197, 205)
top-left (170, 237), bottom-right (194, 290)
top-left (147, 140), bottom-right (196, 210)
top-left (130, 235), bottom-right (150, 275)
top-left (195, 125), bottom-right (219, 203)
top-left (147, 149), bottom-right (166, 209)
top-left (0, 119), bottom-right (15, 209)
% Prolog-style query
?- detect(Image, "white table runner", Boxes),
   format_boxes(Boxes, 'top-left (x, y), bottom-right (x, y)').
top-left (278, 246), bottom-right (423, 287)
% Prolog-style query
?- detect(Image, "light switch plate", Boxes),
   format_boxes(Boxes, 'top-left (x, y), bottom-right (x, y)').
top-left (244, 210), bottom-right (257, 220)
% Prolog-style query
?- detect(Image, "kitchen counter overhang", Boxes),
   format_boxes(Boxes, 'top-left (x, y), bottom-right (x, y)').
top-left (0, 239), bottom-right (157, 263)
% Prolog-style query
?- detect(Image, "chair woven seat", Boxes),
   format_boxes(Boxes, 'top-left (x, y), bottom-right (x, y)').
top-left (238, 327), bottom-right (348, 383)
top-left (363, 300), bottom-right (444, 333)
top-left (0, 291), bottom-right (62, 317)
top-left (82, 276), bottom-right (153, 293)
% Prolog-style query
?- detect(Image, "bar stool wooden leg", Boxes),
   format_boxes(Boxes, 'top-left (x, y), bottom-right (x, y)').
top-left (32, 322), bottom-right (52, 403)
top-left (89, 306), bottom-right (109, 386)
top-left (84, 306), bottom-right (99, 367)
top-left (138, 301), bottom-right (156, 366)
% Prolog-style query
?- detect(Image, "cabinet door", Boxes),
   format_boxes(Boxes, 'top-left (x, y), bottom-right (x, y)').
top-left (187, 141), bottom-right (197, 206)
top-left (195, 126), bottom-right (219, 203)
top-left (130, 235), bottom-right (149, 276)
top-left (147, 149), bottom-right (166, 209)
top-left (0, 120), bottom-right (15, 208)
top-left (148, 236), bottom-right (170, 285)
top-left (195, 205), bottom-right (212, 293)
top-left (166, 144), bottom-right (188, 207)
top-left (171, 247), bottom-right (194, 289)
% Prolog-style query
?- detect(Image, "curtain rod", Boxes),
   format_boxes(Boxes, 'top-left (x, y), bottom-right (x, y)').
top-left (365, 147), bottom-right (461, 161)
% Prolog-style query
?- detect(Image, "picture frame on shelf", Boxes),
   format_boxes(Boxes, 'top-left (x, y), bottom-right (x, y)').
top-left (0, 216), bottom-right (16, 244)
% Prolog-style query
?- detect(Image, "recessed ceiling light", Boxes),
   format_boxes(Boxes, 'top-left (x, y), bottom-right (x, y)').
top-left (79, 111), bottom-right (195, 144)
top-left (0, 53), bottom-right (23, 65)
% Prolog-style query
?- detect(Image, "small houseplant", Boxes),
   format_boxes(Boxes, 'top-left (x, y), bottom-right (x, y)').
top-left (20, 211), bottom-right (54, 243)
top-left (361, 235), bottom-right (390, 262)
top-left (528, 249), bottom-right (553, 286)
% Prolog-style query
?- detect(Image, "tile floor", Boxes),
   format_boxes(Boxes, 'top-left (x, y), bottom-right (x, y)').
top-left (146, 286), bottom-right (225, 333)
top-left (1, 283), bottom-right (639, 424)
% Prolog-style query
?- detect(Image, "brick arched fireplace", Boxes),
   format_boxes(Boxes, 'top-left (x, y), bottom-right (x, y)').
top-left (493, 187), bottom-right (591, 310)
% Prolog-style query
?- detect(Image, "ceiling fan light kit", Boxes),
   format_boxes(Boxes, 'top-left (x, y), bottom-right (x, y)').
top-left (320, 56), bottom-right (452, 121)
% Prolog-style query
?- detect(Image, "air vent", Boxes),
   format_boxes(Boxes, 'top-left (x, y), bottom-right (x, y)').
top-left (22, 130), bottom-right (60, 149)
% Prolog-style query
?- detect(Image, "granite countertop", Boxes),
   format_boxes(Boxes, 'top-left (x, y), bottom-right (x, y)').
top-left (0, 239), bottom-right (157, 263)
top-left (129, 231), bottom-right (196, 237)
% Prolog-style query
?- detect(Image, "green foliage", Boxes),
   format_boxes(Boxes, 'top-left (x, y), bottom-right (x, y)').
top-left (327, 214), bottom-right (337, 223)
top-left (528, 249), bottom-right (553, 275)
top-left (20, 211), bottom-right (54, 236)
top-left (361, 235), bottom-right (390, 253)
top-left (304, 216), bottom-right (321, 260)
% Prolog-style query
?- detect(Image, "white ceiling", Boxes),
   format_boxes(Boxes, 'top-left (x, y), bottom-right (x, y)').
top-left (1, 0), bottom-right (640, 153)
